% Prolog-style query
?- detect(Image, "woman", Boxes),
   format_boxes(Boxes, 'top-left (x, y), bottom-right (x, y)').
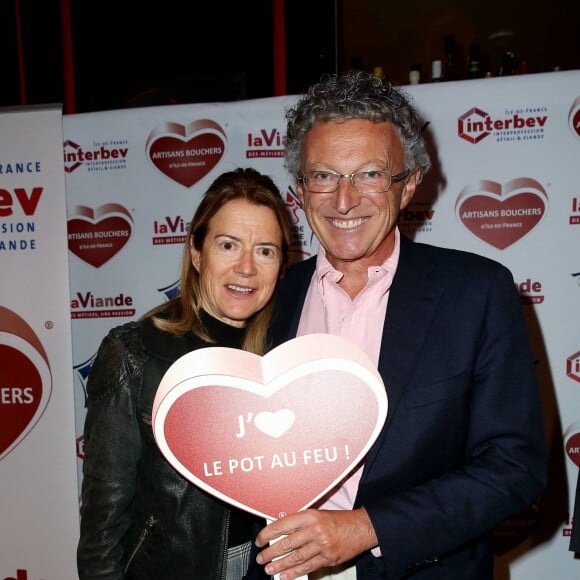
top-left (77, 167), bottom-right (292, 580)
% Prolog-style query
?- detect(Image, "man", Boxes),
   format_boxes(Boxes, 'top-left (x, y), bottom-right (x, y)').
top-left (571, 473), bottom-right (580, 553)
top-left (254, 71), bottom-right (547, 579)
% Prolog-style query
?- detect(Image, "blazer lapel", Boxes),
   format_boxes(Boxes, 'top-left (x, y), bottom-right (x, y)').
top-left (269, 257), bottom-right (316, 344)
top-left (363, 237), bottom-right (443, 471)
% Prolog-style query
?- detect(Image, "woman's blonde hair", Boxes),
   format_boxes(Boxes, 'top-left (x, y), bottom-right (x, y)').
top-left (144, 167), bottom-right (292, 354)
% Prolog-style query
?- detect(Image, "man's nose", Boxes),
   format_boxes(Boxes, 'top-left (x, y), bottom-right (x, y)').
top-left (334, 176), bottom-right (362, 213)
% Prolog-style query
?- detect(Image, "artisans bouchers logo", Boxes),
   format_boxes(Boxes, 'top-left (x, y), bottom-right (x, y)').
top-left (458, 107), bottom-right (548, 144)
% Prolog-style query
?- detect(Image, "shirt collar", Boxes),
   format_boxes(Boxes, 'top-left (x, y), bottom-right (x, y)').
top-left (314, 227), bottom-right (401, 284)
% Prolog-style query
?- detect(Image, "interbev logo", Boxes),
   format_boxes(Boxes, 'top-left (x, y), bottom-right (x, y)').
top-left (458, 106), bottom-right (547, 144)
top-left (0, 307), bottom-right (52, 462)
top-left (567, 351), bottom-right (580, 383)
top-left (0, 186), bottom-right (43, 253)
top-left (63, 139), bottom-right (128, 173)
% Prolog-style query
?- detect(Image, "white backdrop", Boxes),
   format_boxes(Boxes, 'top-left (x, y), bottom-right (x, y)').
top-left (3, 71), bottom-right (577, 579)
top-left (0, 105), bottom-right (79, 580)
top-left (63, 70), bottom-right (579, 578)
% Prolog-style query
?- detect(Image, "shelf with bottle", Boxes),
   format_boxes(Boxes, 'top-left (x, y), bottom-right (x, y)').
top-left (429, 34), bottom-right (464, 82)
top-left (467, 44), bottom-right (481, 79)
top-left (428, 36), bottom-right (529, 81)
top-left (442, 34), bottom-right (462, 81)
top-left (431, 60), bottom-right (442, 82)
top-left (409, 63), bottom-right (421, 85)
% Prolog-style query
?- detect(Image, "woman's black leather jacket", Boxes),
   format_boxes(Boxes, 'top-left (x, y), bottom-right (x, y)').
top-left (77, 316), bottom-right (240, 579)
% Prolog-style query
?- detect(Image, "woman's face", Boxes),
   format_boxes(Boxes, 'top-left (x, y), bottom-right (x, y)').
top-left (191, 198), bottom-right (284, 327)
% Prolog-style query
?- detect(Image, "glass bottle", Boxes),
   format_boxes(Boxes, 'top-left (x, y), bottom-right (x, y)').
top-left (409, 63), bottom-right (421, 85)
top-left (497, 51), bottom-right (515, 76)
top-left (431, 60), bottom-right (442, 82)
top-left (442, 34), bottom-right (461, 80)
top-left (467, 44), bottom-right (481, 79)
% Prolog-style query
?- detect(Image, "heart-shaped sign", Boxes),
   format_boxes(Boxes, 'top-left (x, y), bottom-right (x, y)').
top-left (146, 119), bottom-right (227, 187)
top-left (153, 334), bottom-right (387, 520)
top-left (0, 307), bottom-right (52, 462)
top-left (67, 203), bottom-right (133, 267)
top-left (455, 178), bottom-right (548, 249)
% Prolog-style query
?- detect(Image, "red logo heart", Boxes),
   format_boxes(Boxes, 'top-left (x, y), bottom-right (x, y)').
top-left (146, 119), bottom-right (227, 187)
top-left (564, 422), bottom-right (580, 468)
top-left (569, 96), bottom-right (580, 140)
top-left (67, 203), bottom-right (133, 268)
top-left (153, 334), bottom-right (388, 520)
top-left (0, 307), bottom-right (52, 461)
top-left (455, 178), bottom-right (548, 249)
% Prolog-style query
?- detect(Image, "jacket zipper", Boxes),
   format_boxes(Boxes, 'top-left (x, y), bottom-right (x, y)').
top-left (220, 509), bottom-right (231, 580)
top-left (125, 515), bottom-right (157, 573)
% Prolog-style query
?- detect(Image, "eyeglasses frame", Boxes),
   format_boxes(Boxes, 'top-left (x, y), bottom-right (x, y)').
top-left (298, 168), bottom-right (411, 194)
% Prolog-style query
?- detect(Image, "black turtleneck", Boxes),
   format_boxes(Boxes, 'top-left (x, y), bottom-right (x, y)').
top-left (199, 309), bottom-right (246, 349)
top-left (199, 310), bottom-right (264, 547)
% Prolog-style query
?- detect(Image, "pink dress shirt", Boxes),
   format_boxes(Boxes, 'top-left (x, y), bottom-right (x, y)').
top-left (296, 229), bottom-right (400, 515)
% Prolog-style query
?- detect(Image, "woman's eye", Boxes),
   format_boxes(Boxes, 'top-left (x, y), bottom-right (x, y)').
top-left (257, 247), bottom-right (278, 260)
top-left (219, 240), bottom-right (237, 251)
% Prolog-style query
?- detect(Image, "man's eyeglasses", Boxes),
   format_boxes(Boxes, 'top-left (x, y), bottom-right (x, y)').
top-left (298, 169), bottom-right (411, 194)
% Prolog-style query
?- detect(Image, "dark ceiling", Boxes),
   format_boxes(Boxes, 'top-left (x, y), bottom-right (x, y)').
top-left (0, 0), bottom-right (337, 114)
top-left (1, 0), bottom-right (578, 115)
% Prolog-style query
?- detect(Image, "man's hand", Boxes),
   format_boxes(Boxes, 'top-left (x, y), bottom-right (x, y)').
top-left (255, 507), bottom-right (378, 579)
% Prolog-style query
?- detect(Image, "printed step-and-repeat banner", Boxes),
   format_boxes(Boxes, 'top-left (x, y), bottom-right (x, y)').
top-left (1, 70), bottom-right (578, 578)
top-left (0, 105), bottom-right (79, 579)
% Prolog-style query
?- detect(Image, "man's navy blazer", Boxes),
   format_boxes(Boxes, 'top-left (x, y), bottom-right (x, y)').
top-left (268, 235), bottom-right (547, 579)
top-left (570, 472), bottom-right (580, 553)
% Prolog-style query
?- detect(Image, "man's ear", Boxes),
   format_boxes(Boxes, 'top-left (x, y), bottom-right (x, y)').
top-left (296, 180), bottom-right (305, 208)
top-left (400, 167), bottom-right (420, 210)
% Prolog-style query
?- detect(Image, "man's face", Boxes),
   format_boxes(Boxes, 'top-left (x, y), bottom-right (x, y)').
top-left (297, 119), bottom-right (418, 270)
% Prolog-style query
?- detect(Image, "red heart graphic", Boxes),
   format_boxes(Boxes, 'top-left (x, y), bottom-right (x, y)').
top-left (67, 204), bottom-right (133, 268)
top-left (153, 334), bottom-right (387, 520)
top-left (455, 178), bottom-right (548, 249)
top-left (146, 120), bottom-right (226, 187)
top-left (0, 307), bottom-right (52, 461)
top-left (569, 96), bottom-right (580, 140)
top-left (564, 422), bottom-right (580, 468)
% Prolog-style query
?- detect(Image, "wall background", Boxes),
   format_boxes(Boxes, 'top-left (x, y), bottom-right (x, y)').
top-left (63, 71), bottom-right (579, 577)
top-left (1, 69), bottom-right (578, 578)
